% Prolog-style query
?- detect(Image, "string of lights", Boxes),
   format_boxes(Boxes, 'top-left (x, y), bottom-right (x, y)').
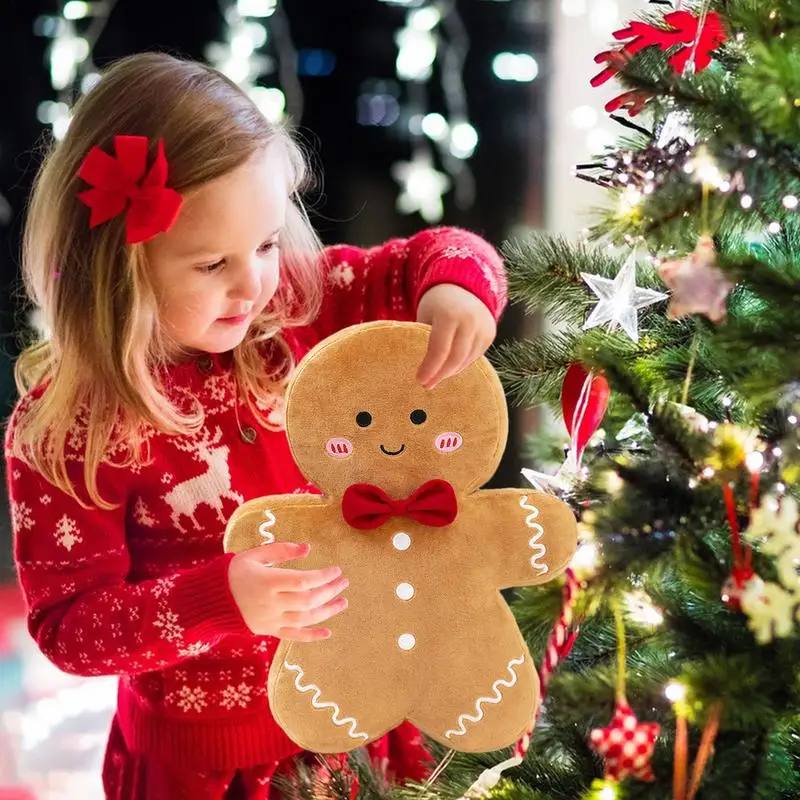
top-left (206, 0), bottom-right (302, 124)
top-left (34, 0), bottom-right (119, 140)
top-left (384, 0), bottom-right (479, 223)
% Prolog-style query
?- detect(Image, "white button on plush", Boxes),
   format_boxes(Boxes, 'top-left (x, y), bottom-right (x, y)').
top-left (392, 532), bottom-right (411, 551)
top-left (396, 583), bottom-right (415, 600)
top-left (398, 633), bottom-right (416, 650)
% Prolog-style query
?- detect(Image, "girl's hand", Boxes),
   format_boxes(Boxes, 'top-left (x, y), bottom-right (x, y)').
top-left (415, 283), bottom-right (497, 389)
top-left (228, 543), bottom-right (348, 641)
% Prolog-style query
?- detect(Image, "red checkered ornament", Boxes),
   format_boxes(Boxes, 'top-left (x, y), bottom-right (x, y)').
top-left (590, 699), bottom-right (660, 782)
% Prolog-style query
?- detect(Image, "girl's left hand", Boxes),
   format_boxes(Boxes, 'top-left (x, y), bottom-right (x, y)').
top-left (415, 283), bottom-right (497, 390)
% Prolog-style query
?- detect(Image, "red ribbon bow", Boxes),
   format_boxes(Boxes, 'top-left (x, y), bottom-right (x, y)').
top-left (591, 10), bottom-right (727, 88)
top-left (77, 135), bottom-right (183, 245)
top-left (342, 479), bottom-right (458, 529)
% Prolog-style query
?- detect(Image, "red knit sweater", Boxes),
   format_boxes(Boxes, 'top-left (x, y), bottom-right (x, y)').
top-left (5, 227), bottom-right (506, 773)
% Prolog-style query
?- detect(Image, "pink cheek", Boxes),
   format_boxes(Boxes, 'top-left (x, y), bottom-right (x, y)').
top-left (326, 438), bottom-right (354, 459)
top-left (435, 432), bottom-right (463, 453)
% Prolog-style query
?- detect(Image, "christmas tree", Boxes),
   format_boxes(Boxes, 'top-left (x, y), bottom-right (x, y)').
top-left (396, 2), bottom-right (799, 799)
top-left (283, 3), bottom-right (800, 799)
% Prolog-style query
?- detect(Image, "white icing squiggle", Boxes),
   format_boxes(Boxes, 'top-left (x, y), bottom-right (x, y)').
top-left (519, 496), bottom-right (548, 576)
top-left (259, 510), bottom-right (276, 544)
top-left (444, 655), bottom-right (525, 739)
top-left (284, 661), bottom-right (369, 741)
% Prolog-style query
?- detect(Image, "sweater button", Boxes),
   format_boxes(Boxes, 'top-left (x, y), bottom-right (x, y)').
top-left (240, 425), bottom-right (257, 444)
top-left (197, 355), bottom-right (214, 373)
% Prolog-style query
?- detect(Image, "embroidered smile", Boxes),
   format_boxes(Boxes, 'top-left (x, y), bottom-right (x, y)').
top-left (380, 444), bottom-right (406, 456)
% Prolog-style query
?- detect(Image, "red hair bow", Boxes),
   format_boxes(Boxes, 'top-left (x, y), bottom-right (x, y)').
top-left (342, 479), bottom-right (458, 530)
top-left (77, 135), bottom-right (183, 245)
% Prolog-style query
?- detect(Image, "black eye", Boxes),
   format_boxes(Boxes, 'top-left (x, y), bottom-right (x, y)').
top-left (356, 411), bottom-right (372, 428)
top-left (410, 409), bottom-right (427, 425)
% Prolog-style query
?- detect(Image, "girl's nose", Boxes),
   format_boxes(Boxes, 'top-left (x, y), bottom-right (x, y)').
top-left (230, 260), bottom-right (262, 301)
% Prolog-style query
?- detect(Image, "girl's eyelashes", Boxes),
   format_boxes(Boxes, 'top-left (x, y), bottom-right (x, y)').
top-left (194, 239), bottom-right (280, 274)
top-left (197, 259), bottom-right (224, 274)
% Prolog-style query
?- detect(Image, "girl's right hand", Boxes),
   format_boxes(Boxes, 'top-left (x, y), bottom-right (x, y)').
top-left (228, 542), bottom-right (348, 641)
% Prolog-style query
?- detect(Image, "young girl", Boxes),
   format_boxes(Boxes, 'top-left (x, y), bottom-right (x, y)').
top-left (4, 52), bottom-right (507, 799)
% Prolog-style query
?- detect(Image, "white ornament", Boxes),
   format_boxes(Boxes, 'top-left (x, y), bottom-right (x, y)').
top-left (581, 252), bottom-right (668, 342)
top-left (656, 110), bottom-right (696, 148)
top-left (391, 151), bottom-right (450, 223)
top-left (521, 467), bottom-right (570, 494)
top-left (458, 755), bottom-right (523, 799)
top-left (741, 495), bottom-right (800, 643)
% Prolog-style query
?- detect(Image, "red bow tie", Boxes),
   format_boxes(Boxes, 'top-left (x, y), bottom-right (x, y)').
top-left (342, 479), bottom-right (458, 530)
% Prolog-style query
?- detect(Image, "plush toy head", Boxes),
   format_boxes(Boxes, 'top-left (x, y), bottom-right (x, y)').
top-left (285, 321), bottom-right (507, 499)
top-left (225, 321), bottom-right (577, 754)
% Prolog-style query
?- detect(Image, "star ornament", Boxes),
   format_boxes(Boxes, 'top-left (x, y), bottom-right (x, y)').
top-left (658, 235), bottom-right (733, 323)
top-left (590, 700), bottom-right (660, 782)
top-left (581, 253), bottom-right (668, 342)
top-left (391, 152), bottom-right (451, 223)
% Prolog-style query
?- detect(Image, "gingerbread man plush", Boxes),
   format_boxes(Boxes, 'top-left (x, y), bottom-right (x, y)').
top-left (224, 321), bottom-right (577, 754)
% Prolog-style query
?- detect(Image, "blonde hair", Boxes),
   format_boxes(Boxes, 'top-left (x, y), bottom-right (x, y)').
top-left (11, 52), bottom-right (324, 509)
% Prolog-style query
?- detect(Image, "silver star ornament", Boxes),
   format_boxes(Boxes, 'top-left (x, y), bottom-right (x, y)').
top-left (581, 253), bottom-right (668, 342)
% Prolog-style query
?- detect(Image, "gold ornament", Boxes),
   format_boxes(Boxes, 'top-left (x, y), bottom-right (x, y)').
top-left (705, 423), bottom-right (758, 479)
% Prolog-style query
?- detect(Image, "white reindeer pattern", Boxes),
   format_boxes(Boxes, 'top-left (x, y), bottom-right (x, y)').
top-left (163, 426), bottom-right (244, 533)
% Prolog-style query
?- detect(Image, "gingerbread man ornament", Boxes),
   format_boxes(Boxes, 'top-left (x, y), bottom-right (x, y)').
top-left (224, 321), bottom-right (577, 753)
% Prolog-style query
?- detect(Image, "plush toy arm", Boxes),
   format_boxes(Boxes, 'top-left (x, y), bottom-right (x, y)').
top-left (223, 494), bottom-right (330, 555)
top-left (468, 489), bottom-right (577, 588)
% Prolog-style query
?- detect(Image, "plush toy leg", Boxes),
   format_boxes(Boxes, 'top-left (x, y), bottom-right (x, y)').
top-left (270, 652), bottom-right (405, 754)
top-left (408, 646), bottom-right (538, 753)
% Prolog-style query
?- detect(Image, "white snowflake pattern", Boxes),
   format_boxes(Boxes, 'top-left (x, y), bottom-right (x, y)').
top-left (437, 245), bottom-right (504, 299)
top-left (153, 608), bottom-right (184, 643)
top-left (329, 262), bottom-right (355, 288)
top-left (41, 494), bottom-right (51, 505)
top-left (242, 665), bottom-right (256, 678)
top-left (152, 577), bottom-right (175, 599)
top-left (743, 495), bottom-right (800, 642)
top-left (133, 497), bottom-right (157, 527)
top-left (220, 682), bottom-right (253, 710)
top-left (161, 472), bottom-right (173, 485)
top-left (66, 416), bottom-right (88, 456)
top-left (253, 640), bottom-right (270, 653)
top-left (170, 685), bottom-right (208, 713)
top-left (54, 515), bottom-right (83, 551)
top-left (13, 469), bottom-right (20, 480)
top-left (11, 501), bottom-right (35, 532)
top-left (389, 242), bottom-right (409, 259)
top-left (206, 375), bottom-right (236, 405)
top-left (178, 641), bottom-right (212, 659)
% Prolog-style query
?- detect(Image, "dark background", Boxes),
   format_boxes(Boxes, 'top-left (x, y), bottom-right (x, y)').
top-left (0, 0), bottom-right (550, 582)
